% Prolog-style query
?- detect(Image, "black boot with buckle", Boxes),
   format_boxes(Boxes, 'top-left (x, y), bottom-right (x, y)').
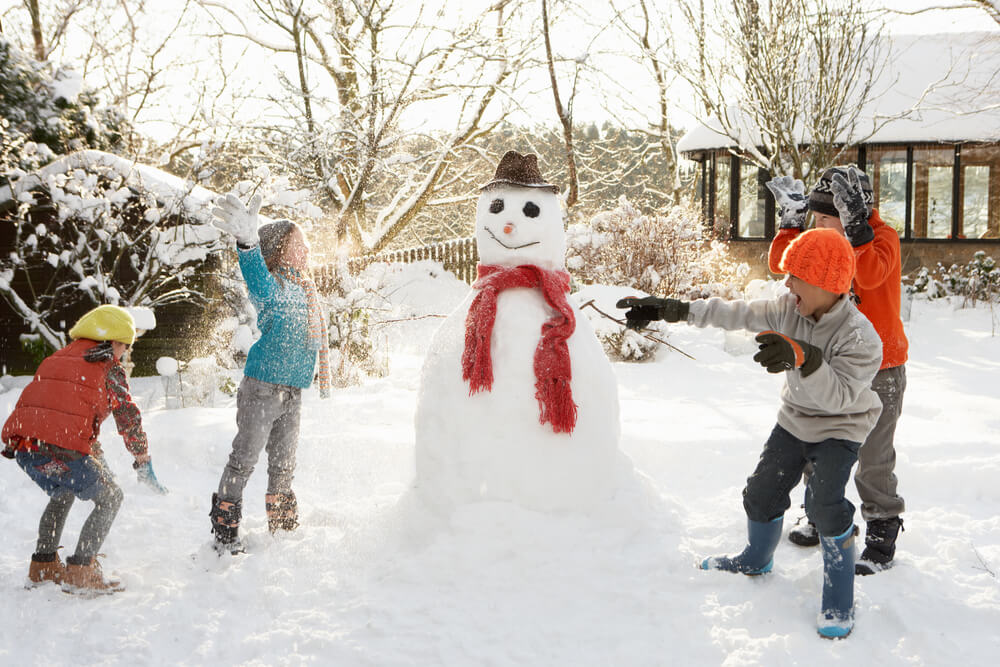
top-left (210, 493), bottom-right (244, 555)
top-left (856, 517), bottom-right (903, 575)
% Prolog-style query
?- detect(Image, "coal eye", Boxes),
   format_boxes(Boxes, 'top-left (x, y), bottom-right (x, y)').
top-left (523, 201), bottom-right (540, 218)
top-left (489, 199), bottom-right (504, 214)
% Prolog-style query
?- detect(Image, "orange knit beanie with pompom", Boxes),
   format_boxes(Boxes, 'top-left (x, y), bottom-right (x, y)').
top-left (779, 227), bottom-right (856, 294)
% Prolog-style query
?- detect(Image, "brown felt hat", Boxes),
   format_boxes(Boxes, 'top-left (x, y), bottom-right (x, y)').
top-left (480, 151), bottom-right (559, 193)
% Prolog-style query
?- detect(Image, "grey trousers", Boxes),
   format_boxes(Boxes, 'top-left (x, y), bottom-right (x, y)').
top-left (855, 365), bottom-right (906, 521)
top-left (217, 376), bottom-right (302, 503)
top-left (36, 457), bottom-right (123, 560)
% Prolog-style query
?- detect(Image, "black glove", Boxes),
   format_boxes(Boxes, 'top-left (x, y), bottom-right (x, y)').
top-left (615, 296), bottom-right (689, 330)
top-left (830, 167), bottom-right (874, 247)
top-left (753, 330), bottom-right (823, 377)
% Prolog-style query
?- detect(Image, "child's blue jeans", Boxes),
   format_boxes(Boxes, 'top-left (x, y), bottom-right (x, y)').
top-left (16, 449), bottom-right (123, 559)
top-left (16, 450), bottom-right (104, 500)
top-left (742, 424), bottom-right (861, 537)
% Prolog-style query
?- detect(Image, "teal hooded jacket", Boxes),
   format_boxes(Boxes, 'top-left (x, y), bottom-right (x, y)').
top-left (238, 247), bottom-right (320, 389)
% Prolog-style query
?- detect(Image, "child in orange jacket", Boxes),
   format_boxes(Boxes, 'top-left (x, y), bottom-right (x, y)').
top-left (767, 166), bottom-right (908, 574)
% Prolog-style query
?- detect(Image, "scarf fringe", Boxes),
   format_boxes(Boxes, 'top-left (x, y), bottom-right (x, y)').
top-left (535, 377), bottom-right (578, 433)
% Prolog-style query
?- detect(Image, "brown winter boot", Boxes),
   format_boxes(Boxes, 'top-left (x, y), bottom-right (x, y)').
top-left (27, 552), bottom-right (66, 586)
top-left (265, 491), bottom-right (299, 533)
top-left (62, 555), bottom-right (124, 595)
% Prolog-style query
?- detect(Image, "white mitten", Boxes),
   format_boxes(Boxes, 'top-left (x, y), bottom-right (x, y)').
top-left (765, 175), bottom-right (808, 230)
top-left (212, 193), bottom-right (262, 246)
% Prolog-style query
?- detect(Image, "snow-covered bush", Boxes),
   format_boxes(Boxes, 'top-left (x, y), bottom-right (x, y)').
top-left (909, 251), bottom-right (1000, 306)
top-left (320, 257), bottom-right (390, 387)
top-left (0, 160), bottom-right (224, 353)
top-left (566, 197), bottom-right (750, 299)
top-left (573, 285), bottom-right (670, 363)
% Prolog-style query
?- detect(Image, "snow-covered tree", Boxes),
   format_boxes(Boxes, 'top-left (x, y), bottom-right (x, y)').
top-left (602, 0), bottom-right (686, 204)
top-left (673, 0), bottom-right (892, 181)
top-left (0, 35), bottom-right (131, 170)
top-left (194, 0), bottom-right (531, 254)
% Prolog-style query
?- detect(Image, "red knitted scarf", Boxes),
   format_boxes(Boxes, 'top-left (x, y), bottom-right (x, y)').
top-left (462, 263), bottom-right (578, 434)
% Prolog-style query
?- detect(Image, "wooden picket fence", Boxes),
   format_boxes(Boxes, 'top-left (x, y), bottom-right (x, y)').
top-left (315, 236), bottom-right (479, 292)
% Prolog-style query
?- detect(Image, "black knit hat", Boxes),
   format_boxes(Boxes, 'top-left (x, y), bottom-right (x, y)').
top-left (808, 166), bottom-right (874, 218)
top-left (258, 219), bottom-right (297, 260)
top-left (480, 151), bottom-right (559, 193)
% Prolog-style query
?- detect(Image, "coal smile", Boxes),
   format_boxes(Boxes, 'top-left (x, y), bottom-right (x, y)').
top-left (485, 227), bottom-right (541, 250)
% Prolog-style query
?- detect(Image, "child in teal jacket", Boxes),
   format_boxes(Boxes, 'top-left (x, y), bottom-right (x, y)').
top-left (209, 194), bottom-right (331, 553)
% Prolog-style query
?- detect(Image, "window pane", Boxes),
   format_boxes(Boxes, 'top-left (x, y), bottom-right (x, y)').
top-left (738, 162), bottom-right (765, 238)
top-left (869, 146), bottom-right (906, 235)
top-left (961, 145), bottom-right (1000, 239)
top-left (715, 155), bottom-right (731, 230)
top-left (912, 147), bottom-right (954, 239)
top-left (963, 166), bottom-right (989, 238)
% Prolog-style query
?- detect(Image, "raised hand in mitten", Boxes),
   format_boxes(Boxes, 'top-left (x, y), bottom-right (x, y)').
top-left (615, 296), bottom-right (690, 330)
top-left (765, 176), bottom-right (808, 230)
top-left (830, 167), bottom-right (874, 247)
top-left (212, 193), bottom-right (262, 246)
top-left (753, 330), bottom-right (823, 377)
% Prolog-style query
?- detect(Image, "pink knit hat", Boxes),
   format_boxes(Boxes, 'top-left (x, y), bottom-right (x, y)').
top-left (779, 228), bottom-right (856, 294)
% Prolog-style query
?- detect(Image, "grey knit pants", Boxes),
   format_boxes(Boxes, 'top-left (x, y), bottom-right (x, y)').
top-left (36, 458), bottom-right (123, 560)
top-left (217, 376), bottom-right (302, 503)
top-left (855, 365), bottom-right (906, 521)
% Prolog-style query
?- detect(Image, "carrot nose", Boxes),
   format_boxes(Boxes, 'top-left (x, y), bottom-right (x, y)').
top-left (503, 222), bottom-right (515, 235)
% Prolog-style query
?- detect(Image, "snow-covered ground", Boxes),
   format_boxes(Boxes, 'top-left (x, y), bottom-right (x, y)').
top-left (1, 266), bottom-right (999, 666)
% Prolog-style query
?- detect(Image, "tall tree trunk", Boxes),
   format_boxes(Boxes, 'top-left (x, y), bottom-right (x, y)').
top-left (541, 0), bottom-right (578, 208)
top-left (26, 0), bottom-right (45, 60)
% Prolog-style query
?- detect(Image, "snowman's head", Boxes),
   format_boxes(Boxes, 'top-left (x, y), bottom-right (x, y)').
top-left (475, 152), bottom-right (565, 270)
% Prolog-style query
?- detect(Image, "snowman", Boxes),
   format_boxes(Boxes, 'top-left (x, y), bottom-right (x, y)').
top-left (414, 151), bottom-right (628, 512)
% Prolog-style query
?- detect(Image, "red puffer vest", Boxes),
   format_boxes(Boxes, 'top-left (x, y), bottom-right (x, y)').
top-left (2, 339), bottom-right (114, 456)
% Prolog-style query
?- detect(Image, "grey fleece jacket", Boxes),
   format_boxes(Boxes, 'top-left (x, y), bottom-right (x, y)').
top-left (687, 293), bottom-right (883, 444)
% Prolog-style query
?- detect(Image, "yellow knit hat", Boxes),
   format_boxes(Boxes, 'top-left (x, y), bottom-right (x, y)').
top-left (68, 305), bottom-right (137, 344)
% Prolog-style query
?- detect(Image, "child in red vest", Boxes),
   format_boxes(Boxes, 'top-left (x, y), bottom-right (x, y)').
top-left (2, 305), bottom-right (167, 594)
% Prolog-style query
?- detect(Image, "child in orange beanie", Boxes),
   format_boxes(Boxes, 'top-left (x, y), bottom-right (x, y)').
top-left (617, 228), bottom-right (883, 639)
top-left (768, 166), bottom-right (908, 576)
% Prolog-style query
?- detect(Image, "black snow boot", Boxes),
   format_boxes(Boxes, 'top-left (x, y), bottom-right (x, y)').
top-left (788, 516), bottom-right (819, 547)
top-left (210, 493), bottom-right (244, 554)
top-left (856, 517), bottom-right (903, 575)
top-left (265, 491), bottom-right (299, 533)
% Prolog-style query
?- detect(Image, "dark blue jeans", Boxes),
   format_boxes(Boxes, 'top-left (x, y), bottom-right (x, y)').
top-left (16, 450), bottom-right (123, 560)
top-left (742, 424), bottom-right (860, 537)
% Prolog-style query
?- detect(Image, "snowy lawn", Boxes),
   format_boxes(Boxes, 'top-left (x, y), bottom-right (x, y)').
top-left (1, 275), bottom-right (999, 666)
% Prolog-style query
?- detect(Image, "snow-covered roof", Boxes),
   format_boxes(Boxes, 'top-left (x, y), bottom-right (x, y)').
top-left (676, 31), bottom-right (1000, 154)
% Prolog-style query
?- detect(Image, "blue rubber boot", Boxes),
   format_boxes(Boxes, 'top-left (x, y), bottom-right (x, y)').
top-left (701, 516), bottom-right (783, 575)
top-left (818, 525), bottom-right (857, 639)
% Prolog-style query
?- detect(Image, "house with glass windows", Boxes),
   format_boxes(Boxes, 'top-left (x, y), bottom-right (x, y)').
top-left (677, 32), bottom-right (1000, 276)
